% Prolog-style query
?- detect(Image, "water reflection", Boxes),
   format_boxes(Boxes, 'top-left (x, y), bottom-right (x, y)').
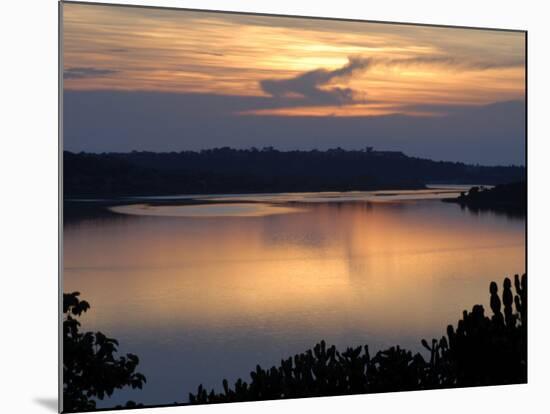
top-left (109, 202), bottom-right (306, 217)
top-left (63, 192), bottom-right (525, 406)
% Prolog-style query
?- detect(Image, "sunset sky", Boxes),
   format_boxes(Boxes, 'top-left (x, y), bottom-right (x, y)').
top-left (62, 2), bottom-right (526, 165)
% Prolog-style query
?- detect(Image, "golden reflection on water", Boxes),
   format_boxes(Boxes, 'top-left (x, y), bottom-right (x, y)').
top-left (64, 200), bottom-right (525, 343)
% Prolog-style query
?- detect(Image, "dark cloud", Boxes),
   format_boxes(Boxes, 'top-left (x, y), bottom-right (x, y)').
top-left (107, 48), bottom-right (130, 53)
top-left (257, 54), bottom-right (522, 109)
top-left (64, 67), bottom-right (119, 80)
top-left (260, 56), bottom-right (371, 106)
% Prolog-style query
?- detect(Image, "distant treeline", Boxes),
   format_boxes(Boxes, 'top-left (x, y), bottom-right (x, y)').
top-left (64, 148), bottom-right (525, 197)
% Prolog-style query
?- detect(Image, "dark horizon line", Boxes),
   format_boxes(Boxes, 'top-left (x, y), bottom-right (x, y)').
top-left (63, 148), bottom-right (526, 169)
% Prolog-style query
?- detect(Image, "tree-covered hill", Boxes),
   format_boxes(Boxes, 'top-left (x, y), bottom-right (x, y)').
top-left (64, 148), bottom-right (525, 197)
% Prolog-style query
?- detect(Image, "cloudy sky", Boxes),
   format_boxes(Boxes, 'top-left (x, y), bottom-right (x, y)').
top-left (62, 2), bottom-right (525, 165)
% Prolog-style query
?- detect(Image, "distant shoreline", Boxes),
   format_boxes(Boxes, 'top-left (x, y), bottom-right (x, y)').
top-left (442, 181), bottom-right (526, 216)
top-left (63, 149), bottom-right (525, 199)
top-left (63, 187), bottom-right (473, 223)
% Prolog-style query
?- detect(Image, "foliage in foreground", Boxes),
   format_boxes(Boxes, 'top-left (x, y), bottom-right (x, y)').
top-left (189, 274), bottom-right (527, 404)
top-left (63, 292), bottom-right (146, 412)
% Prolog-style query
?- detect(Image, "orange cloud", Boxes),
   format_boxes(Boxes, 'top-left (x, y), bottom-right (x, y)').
top-left (62, 3), bottom-right (525, 117)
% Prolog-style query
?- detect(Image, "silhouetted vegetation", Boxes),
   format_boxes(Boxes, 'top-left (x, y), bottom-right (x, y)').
top-left (62, 275), bottom-right (526, 410)
top-left (189, 274), bottom-right (526, 404)
top-left (63, 292), bottom-right (146, 412)
top-left (64, 148), bottom-right (525, 197)
top-left (444, 181), bottom-right (526, 216)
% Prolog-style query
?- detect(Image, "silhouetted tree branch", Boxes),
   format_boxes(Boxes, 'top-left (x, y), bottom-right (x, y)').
top-left (63, 292), bottom-right (146, 412)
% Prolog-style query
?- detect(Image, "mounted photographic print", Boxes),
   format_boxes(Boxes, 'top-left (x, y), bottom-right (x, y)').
top-left (60, 1), bottom-right (527, 412)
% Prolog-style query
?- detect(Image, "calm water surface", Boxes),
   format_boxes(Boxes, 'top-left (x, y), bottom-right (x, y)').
top-left (63, 188), bottom-right (525, 407)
